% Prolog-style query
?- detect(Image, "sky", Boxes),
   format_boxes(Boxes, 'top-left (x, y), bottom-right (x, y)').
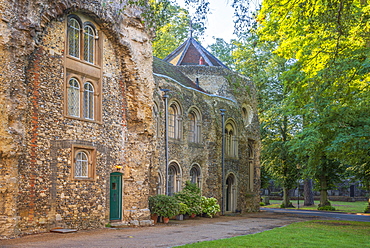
top-left (175, 0), bottom-right (261, 47)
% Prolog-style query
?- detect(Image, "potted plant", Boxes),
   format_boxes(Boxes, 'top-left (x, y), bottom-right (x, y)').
top-left (201, 196), bottom-right (221, 218)
top-left (148, 194), bottom-right (180, 223)
top-left (174, 181), bottom-right (202, 217)
top-left (176, 202), bottom-right (189, 220)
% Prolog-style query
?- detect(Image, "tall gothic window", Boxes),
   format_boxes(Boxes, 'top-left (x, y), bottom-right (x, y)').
top-left (168, 162), bottom-right (181, 196)
top-left (68, 78), bottom-right (80, 117)
top-left (84, 25), bottom-right (95, 63)
top-left (225, 121), bottom-right (238, 158)
top-left (188, 108), bottom-right (201, 143)
top-left (169, 102), bottom-right (182, 139)
top-left (190, 164), bottom-right (202, 189)
top-left (83, 82), bottom-right (94, 120)
top-left (68, 17), bottom-right (80, 58)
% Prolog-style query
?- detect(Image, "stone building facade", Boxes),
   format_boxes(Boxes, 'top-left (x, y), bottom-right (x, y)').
top-left (151, 38), bottom-right (261, 214)
top-left (0, 0), bottom-right (260, 239)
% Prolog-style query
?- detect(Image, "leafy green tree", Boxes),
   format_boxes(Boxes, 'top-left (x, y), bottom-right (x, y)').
top-left (207, 38), bottom-right (237, 69)
top-left (228, 35), bottom-right (301, 207)
top-left (152, 3), bottom-right (206, 59)
top-left (257, 0), bottom-right (370, 207)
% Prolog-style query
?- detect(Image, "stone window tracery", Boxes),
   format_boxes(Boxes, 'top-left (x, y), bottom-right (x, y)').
top-left (190, 164), bottom-right (202, 189)
top-left (225, 121), bottom-right (238, 158)
top-left (168, 162), bottom-right (181, 196)
top-left (168, 102), bottom-right (182, 140)
top-left (188, 108), bottom-right (201, 143)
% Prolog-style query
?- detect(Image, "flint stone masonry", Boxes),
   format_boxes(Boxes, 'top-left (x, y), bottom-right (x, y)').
top-left (0, 0), bottom-right (261, 240)
top-left (152, 58), bottom-right (261, 213)
top-left (0, 0), bottom-right (155, 239)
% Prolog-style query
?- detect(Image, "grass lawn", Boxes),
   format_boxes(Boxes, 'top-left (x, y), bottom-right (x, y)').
top-left (263, 200), bottom-right (369, 213)
top-left (178, 220), bottom-right (370, 248)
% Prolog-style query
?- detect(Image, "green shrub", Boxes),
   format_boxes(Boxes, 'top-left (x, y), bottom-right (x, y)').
top-left (174, 181), bottom-right (202, 215)
top-left (148, 194), bottom-right (180, 217)
top-left (364, 205), bottom-right (370, 213)
top-left (178, 202), bottom-right (190, 215)
top-left (318, 205), bottom-right (336, 211)
top-left (201, 196), bottom-right (221, 218)
top-left (260, 202), bottom-right (266, 206)
top-left (280, 202), bottom-right (294, 208)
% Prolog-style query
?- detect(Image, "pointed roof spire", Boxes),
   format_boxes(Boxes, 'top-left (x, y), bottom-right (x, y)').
top-left (163, 37), bottom-right (229, 69)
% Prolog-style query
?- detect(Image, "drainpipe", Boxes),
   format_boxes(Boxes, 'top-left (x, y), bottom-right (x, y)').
top-left (161, 89), bottom-right (170, 196)
top-left (220, 109), bottom-right (226, 215)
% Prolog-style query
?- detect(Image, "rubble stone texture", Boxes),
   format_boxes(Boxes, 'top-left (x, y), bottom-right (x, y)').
top-left (0, 0), bottom-right (155, 238)
top-left (0, 0), bottom-right (260, 239)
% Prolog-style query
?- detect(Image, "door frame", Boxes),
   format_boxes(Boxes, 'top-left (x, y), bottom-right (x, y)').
top-left (110, 172), bottom-right (123, 221)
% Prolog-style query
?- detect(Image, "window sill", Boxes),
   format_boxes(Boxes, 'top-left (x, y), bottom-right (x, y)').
top-left (72, 177), bottom-right (96, 181)
top-left (65, 115), bottom-right (102, 124)
top-left (66, 55), bottom-right (101, 69)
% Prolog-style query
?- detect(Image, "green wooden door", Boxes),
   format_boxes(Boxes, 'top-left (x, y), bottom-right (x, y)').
top-left (110, 172), bottom-right (122, 220)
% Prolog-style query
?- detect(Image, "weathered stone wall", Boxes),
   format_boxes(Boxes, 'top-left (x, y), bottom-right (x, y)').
top-left (153, 63), bottom-right (261, 213)
top-left (0, 0), bottom-right (155, 239)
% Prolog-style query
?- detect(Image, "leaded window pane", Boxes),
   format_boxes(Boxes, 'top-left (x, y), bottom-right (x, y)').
top-left (83, 82), bottom-right (94, 119)
top-left (188, 113), bottom-right (195, 142)
top-left (68, 18), bottom-right (80, 58)
top-left (68, 78), bottom-right (80, 117)
top-left (75, 151), bottom-right (88, 178)
top-left (190, 167), bottom-right (198, 184)
top-left (84, 26), bottom-right (95, 63)
top-left (169, 107), bottom-right (175, 139)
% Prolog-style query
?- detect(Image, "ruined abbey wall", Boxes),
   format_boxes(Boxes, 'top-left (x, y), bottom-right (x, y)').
top-left (0, 0), bottom-right (155, 238)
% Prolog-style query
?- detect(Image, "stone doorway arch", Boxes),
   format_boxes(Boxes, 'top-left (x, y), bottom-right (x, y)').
top-left (226, 174), bottom-right (237, 212)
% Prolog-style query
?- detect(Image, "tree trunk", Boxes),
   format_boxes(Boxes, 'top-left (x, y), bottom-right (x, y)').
top-left (281, 187), bottom-right (292, 208)
top-left (366, 185), bottom-right (370, 213)
top-left (319, 175), bottom-right (330, 207)
top-left (304, 179), bottom-right (314, 206)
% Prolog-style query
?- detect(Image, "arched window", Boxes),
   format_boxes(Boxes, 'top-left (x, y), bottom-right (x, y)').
top-left (75, 151), bottom-right (88, 178)
top-left (84, 25), bottom-right (95, 63)
top-left (68, 17), bottom-right (80, 58)
top-left (225, 121), bottom-right (238, 158)
top-left (168, 162), bottom-right (181, 196)
top-left (169, 102), bottom-right (182, 139)
top-left (83, 82), bottom-right (94, 119)
top-left (68, 78), bottom-right (80, 117)
top-left (66, 14), bottom-right (101, 122)
top-left (190, 164), bottom-right (202, 189)
top-left (242, 105), bottom-right (253, 126)
top-left (226, 174), bottom-right (237, 212)
top-left (72, 146), bottom-right (96, 180)
top-left (157, 172), bottom-right (163, 195)
top-left (188, 108), bottom-right (201, 143)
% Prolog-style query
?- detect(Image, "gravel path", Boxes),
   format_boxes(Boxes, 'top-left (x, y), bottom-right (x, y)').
top-left (0, 211), bottom-right (327, 248)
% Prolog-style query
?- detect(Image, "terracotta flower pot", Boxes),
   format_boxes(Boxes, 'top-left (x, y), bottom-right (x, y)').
top-left (151, 213), bottom-right (158, 224)
top-left (163, 217), bottom-right (170, 224)
top-left (190, 213), bottom-right (196, 218)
